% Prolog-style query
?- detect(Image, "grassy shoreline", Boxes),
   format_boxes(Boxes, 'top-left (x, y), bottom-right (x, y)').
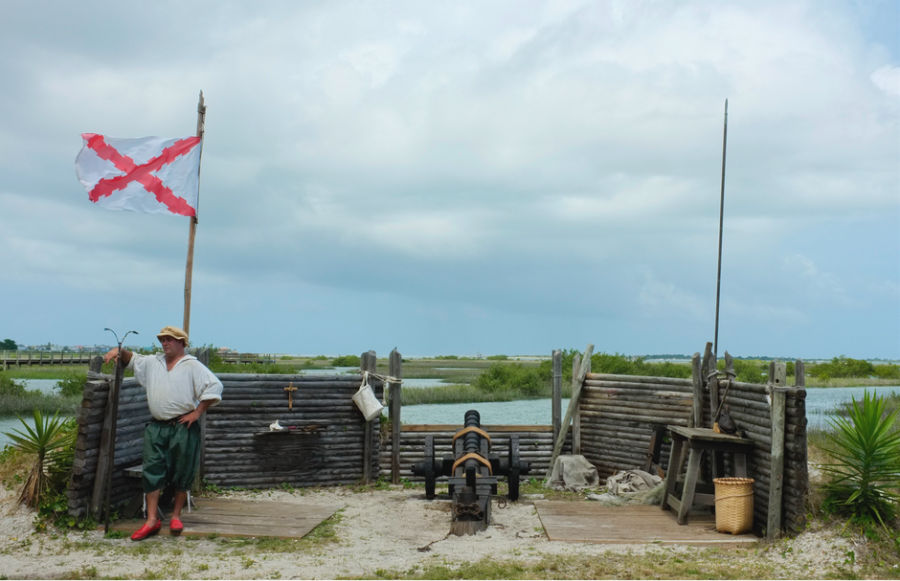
top-left (2, 360), bottom-right (899, 413)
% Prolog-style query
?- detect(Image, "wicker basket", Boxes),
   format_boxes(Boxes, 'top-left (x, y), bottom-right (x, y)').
top-left (713, 477), bottom-right (754, 534)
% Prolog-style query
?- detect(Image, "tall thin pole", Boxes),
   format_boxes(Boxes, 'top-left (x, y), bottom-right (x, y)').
top-left (713, 99), bottom-right (728, 359)
top-left (183, 91), bottom-right (206, 336)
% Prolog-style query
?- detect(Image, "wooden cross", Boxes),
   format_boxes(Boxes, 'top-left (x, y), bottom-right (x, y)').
top-left (284, 382), bottom-right (298, 410)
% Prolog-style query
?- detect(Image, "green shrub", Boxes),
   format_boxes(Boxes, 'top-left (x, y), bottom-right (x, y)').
top-left (811, 357), bottom-right (877, 380)
top-left (4, 410), bottom-right (76, 508)
top-left (0, 374), bottom-right (26, 396)
top-left (729, 359), bottom-right (767, 383)
top-left (820, 391), bottom-right (900, 530)
top-left (874, 364), bottom-right (900, 381)
top-left (473, 363), bottom-right (546, 397)
top-left (538, 350), bottom-right (692, 385)
top-left (57, 372), bottom-right (86, 397)
top-left (331, 354), bottom-right (361, 367)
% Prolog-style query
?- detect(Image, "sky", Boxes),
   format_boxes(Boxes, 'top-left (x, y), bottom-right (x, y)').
top-left (1, 0), bottom-right (898, 360)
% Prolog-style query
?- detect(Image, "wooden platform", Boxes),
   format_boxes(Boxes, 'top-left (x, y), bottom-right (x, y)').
top-left (534, 501), bottom-right (758, 546)
top-left (108, 497), bottom-right (342, 539)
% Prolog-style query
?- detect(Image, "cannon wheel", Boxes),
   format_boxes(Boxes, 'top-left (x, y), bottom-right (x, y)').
top-left (424, 435), bottom-right (436, 499)
top-left (508, 435), bottom-right (521, 501)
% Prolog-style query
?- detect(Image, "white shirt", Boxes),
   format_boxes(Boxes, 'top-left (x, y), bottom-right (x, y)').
top-left (127, 353), bottom-right (223, 420)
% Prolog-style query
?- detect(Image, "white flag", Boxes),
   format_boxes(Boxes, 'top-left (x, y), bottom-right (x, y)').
top-left (75, 133), bottom-right (203, 217)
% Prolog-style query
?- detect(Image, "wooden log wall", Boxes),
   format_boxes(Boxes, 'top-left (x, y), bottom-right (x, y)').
top-left (571, 357), bottom-right (808, 537)
top-left (379, 424), bottom-right (569, 483)
top-left (67, 371), bottom-right (383, 518)
top-left (579, 373), bottom-right (694, 479)
top-left (202, 373), bottom-right (382, 488)
top-left (68, 375), bottom-right (150, 518)
top-left (712, 379), bottom-right (808, 536)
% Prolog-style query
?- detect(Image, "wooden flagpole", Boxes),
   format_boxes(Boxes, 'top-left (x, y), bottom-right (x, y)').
top-left (183, 91), bottom-right (206, 336)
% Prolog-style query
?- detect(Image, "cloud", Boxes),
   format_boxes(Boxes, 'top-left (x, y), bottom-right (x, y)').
top-left (871, 65), bottom-right (900, 96)
top-left (0, 0), bottom-right (897, 358)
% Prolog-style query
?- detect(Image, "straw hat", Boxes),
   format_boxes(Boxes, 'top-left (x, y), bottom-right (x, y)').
top-left (157, 325), bottom-right (189, 345)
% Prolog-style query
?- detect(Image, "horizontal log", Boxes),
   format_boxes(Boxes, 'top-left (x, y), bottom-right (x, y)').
top-left (585, 373), bottom-right (692, 387)
top-left (579, 397), bottom-right (692, 412)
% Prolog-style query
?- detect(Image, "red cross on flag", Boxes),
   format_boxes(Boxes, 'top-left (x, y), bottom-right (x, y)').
top-left (75, 133), bottom-right (203, 217)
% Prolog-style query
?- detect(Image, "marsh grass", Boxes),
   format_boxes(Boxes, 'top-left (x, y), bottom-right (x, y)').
top-left (0, 373), bottom-right (81, 416)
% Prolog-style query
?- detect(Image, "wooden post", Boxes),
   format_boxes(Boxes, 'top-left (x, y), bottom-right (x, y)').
top-left (551, 349), bottom-right (562, 447)
top-left (90, 365), bottom-right (123, 522)
top-left (690, 353), bottom-right (703, 428)
top-left (361, 350), bottom-right (376, 484)
top-left (547, 344), bottom-right (594, 476)
top-left (767, 361), bottom-right (787, 540)
top-left (389, 349), bottom-right (402, 484)
top-left (183, 91), bottom-right (206, 336)
top-left (89, 378), bottom-right (115, 517)
top-left (573, 353), bottom-right (589, 455)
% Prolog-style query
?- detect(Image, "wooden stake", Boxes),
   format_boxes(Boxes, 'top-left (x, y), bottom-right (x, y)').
top-left (546, 344), bottom-right (594, 476)
top-left (183, 91), bottom-right (206, 335)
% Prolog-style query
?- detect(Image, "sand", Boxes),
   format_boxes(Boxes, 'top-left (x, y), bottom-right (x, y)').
top-left (0, 483), bottom-right (868, 580)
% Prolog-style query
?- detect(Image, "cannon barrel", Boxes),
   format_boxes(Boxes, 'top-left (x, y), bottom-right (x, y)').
top-left (410, 409), bottom-right (530, 535)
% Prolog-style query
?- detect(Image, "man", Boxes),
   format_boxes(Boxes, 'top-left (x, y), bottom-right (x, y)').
top-left (104, 325), bottom-right (223, 541)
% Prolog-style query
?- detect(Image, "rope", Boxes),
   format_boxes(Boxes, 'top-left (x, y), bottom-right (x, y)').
top-left (362, 370), bottom-right (402, 384)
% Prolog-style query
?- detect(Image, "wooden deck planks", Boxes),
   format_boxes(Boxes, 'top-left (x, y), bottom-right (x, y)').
top-left (109, 497), bottom-right (342, 539)
top-left (534, 501), bottom-right (758, 546)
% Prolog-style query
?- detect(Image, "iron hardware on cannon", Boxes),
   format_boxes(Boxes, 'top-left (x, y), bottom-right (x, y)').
top-left (412, 410), bottom-right (530, 535)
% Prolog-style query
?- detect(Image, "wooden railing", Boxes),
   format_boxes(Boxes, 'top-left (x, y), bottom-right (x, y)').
top-left (219, 352), bottom-right (277, 365)
top-left (1, 351), bottom-right (98, 367)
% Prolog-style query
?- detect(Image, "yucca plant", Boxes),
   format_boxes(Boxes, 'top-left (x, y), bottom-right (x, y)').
top-left (820, 391), bottom-right (900, 530)
top-left (4, 409), bottom-right (76, 508)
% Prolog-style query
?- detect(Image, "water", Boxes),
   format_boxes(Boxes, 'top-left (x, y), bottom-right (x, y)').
top-left (805, 385), bottom-right (900, 429)
top-left (400, 378), bottom-right (455, 389)
top-left (0, 379), bottom-right (67, 449)
top-left (399, 398), bottom-right (570, 425)
top-left (398, 386), bottom-right (900, 428)
top-left (2, 381), bottom-right (897, 448)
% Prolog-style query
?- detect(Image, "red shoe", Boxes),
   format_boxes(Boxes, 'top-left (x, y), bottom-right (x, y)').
top-left (130, 520), bottom-right (162, 541)
top-left (169, 518), bottom-right (184, 535)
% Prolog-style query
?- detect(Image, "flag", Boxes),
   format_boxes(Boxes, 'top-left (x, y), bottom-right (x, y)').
top-left (75, 133), bottom-right (203, 217)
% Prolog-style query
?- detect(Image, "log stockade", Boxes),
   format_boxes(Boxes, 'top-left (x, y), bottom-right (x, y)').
top-left (66, 346), bottom-right (808, 538)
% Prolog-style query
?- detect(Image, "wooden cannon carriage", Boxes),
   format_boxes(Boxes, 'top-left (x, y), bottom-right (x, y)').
top-left (412, 409), bottom-right (530, 535)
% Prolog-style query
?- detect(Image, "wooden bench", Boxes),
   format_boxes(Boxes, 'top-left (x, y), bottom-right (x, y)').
top-left (124, 464), bottom-right (193, 516)
top-left (661, 426), bottom-right (754, 525)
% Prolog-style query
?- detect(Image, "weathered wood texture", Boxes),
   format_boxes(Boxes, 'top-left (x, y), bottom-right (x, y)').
top-left (107, 497), bottom-right (342, 539)
top-left (68, 349), bottom-right (808, 539)
top-left (536, 501), bottom-right (757, 546)
top-left (716, 379), bottom-right (808, 536)
top-left (579, 372), bottom-right (694, 479)
top-left (67, 372), bottom-right (383, 518)
top-left (68, 375), bottom-right (150, 518)
top-left (574, 362), bottom-right (807, 537)
top-left (202, 373), bottom-right (383, 489)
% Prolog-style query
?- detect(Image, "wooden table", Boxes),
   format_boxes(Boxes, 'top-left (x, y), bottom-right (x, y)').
top-left (661, 426), bottom-right (754, 525)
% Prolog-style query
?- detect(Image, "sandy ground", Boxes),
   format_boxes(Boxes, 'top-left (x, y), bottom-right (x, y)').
top-left (0, 483), bottom-right (873, 580)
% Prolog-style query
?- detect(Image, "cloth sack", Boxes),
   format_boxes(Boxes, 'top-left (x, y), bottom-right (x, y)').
top-left (546, 454), bottom-right (600, 491)
top-left (605, 469), bottom-right (663, 495)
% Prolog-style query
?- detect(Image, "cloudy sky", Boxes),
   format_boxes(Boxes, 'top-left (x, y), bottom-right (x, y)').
top-left (1, 0), bottom-right (898, 359)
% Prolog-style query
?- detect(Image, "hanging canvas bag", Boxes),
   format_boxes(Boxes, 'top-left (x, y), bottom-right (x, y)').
top-left (352, 372), bottom-right (384, 421)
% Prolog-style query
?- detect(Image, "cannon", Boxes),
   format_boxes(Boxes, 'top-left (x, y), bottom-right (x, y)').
top-left (411, 410), bottom-right (530, 535)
